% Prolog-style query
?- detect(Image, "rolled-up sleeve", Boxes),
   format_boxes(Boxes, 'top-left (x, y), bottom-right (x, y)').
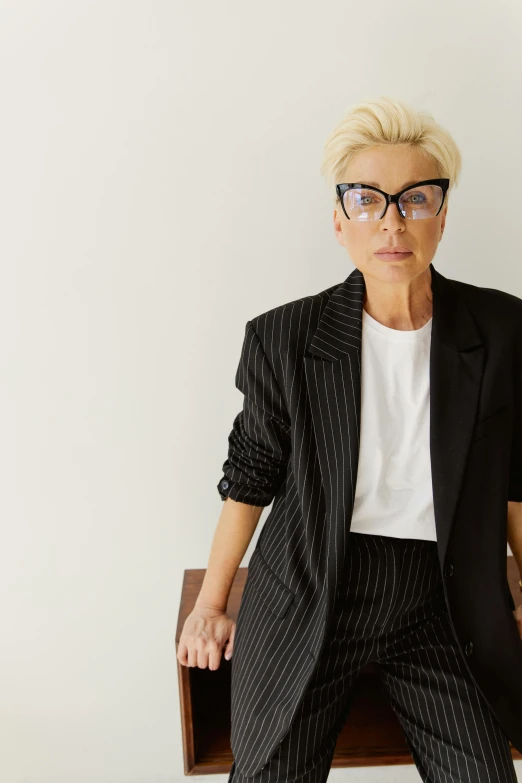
top-left (217, 319), bottom-right (292, 507)
top-left (509, 310), bottom-right (522, 501)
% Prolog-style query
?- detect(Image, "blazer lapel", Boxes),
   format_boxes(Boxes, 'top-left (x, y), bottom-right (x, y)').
top-left (429, 264), bottom-right (485, 565)
top-left (304, 262), bottom-right (485, 581)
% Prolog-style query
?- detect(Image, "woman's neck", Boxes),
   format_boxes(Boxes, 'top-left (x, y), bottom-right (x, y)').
top-left (362, 266), bottom-right (433, 331)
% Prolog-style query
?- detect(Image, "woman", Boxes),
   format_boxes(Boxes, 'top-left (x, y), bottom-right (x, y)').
top-left (178, 97), bottom-right (522, 782)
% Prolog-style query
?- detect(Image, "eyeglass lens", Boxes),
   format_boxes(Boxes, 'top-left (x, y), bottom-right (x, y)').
top-left (342, 184), bottom-right (444, 221)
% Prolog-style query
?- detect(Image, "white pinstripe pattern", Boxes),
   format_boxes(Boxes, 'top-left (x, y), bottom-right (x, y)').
top-left (216, 264), bottom-right (522, 776)
top-left (229, 533), bottom-right (518, 783)
top-left (219, 299), bottom-right (332, 775)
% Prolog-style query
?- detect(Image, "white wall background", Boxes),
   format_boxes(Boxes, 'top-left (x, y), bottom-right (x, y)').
top-left (1, 1), bottom-right (521, 782)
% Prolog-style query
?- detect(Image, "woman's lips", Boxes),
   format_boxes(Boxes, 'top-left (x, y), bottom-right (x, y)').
top-left (374, 250), bottom-right (413, 261)
top-left (375, 245), bottom-right (411, 253)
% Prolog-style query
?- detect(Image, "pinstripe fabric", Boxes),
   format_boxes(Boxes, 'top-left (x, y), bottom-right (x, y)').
top-left (217, 263), bottom-right (522, 776)
top-left (217, 318), bottom-right (293, 508)
top-left (228, 532), bottom-right (518, 783)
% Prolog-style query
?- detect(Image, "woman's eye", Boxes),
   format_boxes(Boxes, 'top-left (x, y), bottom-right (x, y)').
top-left (404, 192), bottom-right (426, 204)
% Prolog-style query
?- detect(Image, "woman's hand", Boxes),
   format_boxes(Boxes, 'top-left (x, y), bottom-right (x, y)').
top-left (177, 602), bottom-right (236, 670)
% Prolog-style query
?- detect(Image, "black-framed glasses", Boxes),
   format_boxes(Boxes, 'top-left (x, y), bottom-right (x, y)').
top-left (335, 178), bottom-right (450, 221)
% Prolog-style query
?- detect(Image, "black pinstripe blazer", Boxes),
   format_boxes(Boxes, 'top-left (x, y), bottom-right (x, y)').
top-left (217, 262), bottom-right (522, 774)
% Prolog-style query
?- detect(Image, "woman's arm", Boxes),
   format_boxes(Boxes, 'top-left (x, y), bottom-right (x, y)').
top-left (507, 501), bottom-right (522, 637)
top-left (507, 501), bottom-right (522, 580)
top-left (177, 498), bottom-right (263, 669)
top-left (177, 318), bottom-right (291, 669)
top-left (195, 497), bottom-right (263, 612)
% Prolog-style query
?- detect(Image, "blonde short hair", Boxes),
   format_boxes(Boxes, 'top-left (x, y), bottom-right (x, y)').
top-left (320, 96), bottom-right (462, 207)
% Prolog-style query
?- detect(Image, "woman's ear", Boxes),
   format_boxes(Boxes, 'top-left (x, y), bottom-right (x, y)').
top-left (439, 206), bottom-right (448, 240)
top-left (333, 207), bottom-right (345, 247)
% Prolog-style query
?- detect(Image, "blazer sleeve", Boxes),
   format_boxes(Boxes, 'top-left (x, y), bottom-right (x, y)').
top-left (508, 315), bottom-right (522, 501)
top-left (216, 319), bottom-right (292, 507)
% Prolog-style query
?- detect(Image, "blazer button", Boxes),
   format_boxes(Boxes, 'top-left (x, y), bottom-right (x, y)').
top-left (464, 640), bottom-right (474, 656)
top-left (444, 563), bottom-right (454, 578)
top-left (220, 480), bottom-right (229, 490)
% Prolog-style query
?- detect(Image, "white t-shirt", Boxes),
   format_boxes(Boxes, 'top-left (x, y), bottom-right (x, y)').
top-left (350, 307), bottom-right (437, 541)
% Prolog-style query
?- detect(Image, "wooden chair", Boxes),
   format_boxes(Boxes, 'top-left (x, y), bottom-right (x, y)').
top-left (176, 557), bottom-right (522, 774)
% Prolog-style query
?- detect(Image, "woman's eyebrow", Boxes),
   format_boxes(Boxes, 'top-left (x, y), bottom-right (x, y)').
top-left (359, 179), bottom-right (422, 190)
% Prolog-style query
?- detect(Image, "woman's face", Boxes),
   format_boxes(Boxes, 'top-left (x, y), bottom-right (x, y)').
top-left (333, 144), bottom-right (447, 282)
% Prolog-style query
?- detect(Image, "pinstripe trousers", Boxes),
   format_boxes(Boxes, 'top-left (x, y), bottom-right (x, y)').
top-left (228, 531), bottom-right (518, 783)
